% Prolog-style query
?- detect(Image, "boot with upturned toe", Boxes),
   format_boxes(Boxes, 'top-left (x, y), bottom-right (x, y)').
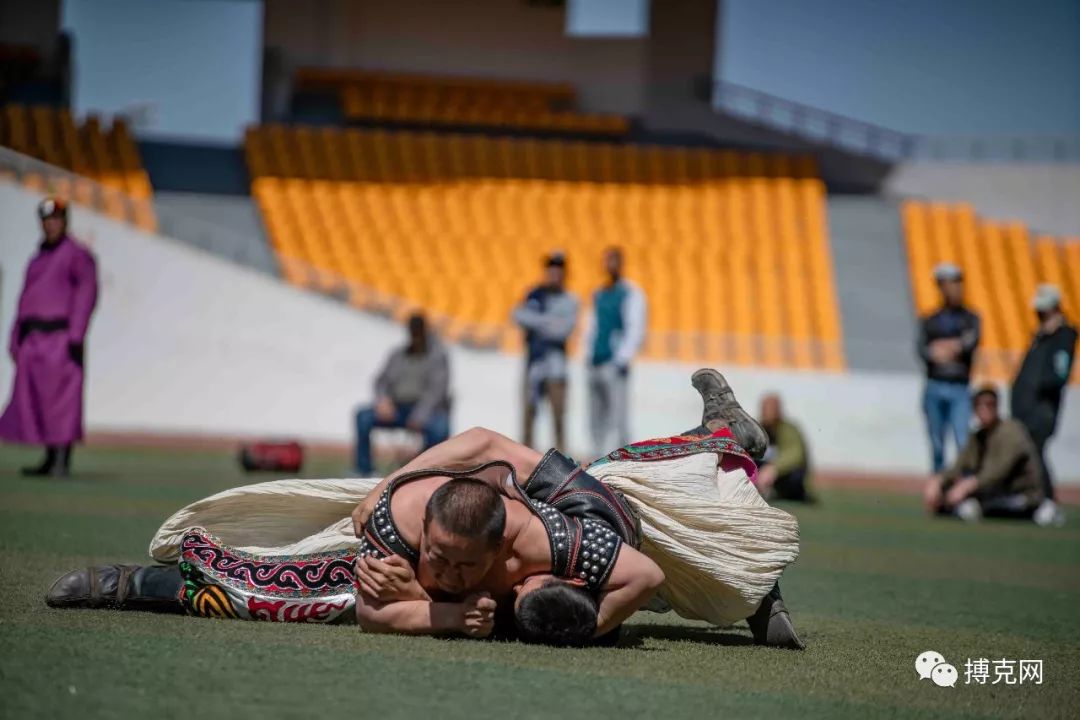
top-left (45, 564), bottom-right (184, 613)
top-left (690, 368), bottom-right (769, 459)
top-left (747, 583), bottom-right (805, 650)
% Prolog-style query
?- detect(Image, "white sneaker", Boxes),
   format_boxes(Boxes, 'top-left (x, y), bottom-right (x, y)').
top-left (955, 498), bottom-right (983, 523)
top-left (1033, 499), bottom-right (1066, 527)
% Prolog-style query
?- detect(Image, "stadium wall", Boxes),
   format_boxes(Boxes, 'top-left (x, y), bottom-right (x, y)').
top-left (1, 182), bottom-right (1077, 481)
top-left (263, 0), bottom-right (647, 115)
top-left (885, 163), bottom-right (1080, 236)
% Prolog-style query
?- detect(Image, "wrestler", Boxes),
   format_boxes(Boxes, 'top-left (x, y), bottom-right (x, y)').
top-left (44, 370), bottom-right (802, 648)
top-left (349, 369), bottom-right (800, 647)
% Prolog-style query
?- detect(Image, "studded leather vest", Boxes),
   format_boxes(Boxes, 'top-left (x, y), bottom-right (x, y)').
top-left (358, 452), bottom-right (639, 596)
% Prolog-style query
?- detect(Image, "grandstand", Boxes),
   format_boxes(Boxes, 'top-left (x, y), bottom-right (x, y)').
top-left (0, 104), bottom-right (156, 230)
top-left (0, 102), bottom-right (156, 227)
top-left (296, 69), bottom-right (628, 135)
top-left (245, 126), bottom-right (841, 368)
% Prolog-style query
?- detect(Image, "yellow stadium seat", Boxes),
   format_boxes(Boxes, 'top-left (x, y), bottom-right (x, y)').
top-left (242, 126), bottom-right (845, 370)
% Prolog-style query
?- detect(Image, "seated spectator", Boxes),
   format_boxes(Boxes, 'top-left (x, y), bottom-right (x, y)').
top-left (923, 385), bottom-right (1046, 524)
top-left (354, 313), bottom-right (450, 475)
top-left (756, 393), bottom-right (814, 502)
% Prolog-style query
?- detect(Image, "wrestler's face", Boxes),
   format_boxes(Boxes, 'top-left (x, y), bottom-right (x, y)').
top-left (421, 519), bottom-right (499, 594)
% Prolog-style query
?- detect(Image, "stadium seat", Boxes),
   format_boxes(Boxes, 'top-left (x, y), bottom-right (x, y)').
top-left (246, 126), bottom-right (843, 369)
top-left (0, 104), bottom-right (157, 230)
top-left (296, 69), bottom-right (628, 137)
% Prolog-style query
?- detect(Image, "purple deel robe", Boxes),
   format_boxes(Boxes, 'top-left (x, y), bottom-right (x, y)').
top-left (0, 235), bottom-right (98, 445)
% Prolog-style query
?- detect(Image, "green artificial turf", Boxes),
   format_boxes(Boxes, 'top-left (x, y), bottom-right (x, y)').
top-left (1, 444), bottom-right (1078, 719)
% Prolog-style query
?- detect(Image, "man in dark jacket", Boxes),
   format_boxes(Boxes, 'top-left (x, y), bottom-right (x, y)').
top-left (512, 252), bottom-right (579, 450)
top-left (1010, 284), bottom-right (1077, 509)
top-left (917, 263), bottom-right (981, 473)
top-left (923, 386), bottom-right (1045, 523)
top-left (354, 313), bottom-right (450, 474)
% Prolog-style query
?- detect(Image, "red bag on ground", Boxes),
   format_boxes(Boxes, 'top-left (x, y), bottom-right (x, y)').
top-left (239, 441), bottom-right (304, 473)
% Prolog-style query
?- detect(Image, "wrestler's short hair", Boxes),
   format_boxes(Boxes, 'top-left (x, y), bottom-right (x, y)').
top-left (515, 580), bottom-right (598, 647)
top-left (423, 478), bottom-right (505, 549)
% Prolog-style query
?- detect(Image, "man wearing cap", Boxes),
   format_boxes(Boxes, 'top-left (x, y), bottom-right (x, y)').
top-left (512, 252), bottom-right (579, 450)
top-left (1010, 284), bottom-right (1077, 515)
top-left (916, 263), bottom-right (981, 473)
top-left (923, 385), bottom-right (1046, 524)
top-left (0, 198), bottom-right (98, 476)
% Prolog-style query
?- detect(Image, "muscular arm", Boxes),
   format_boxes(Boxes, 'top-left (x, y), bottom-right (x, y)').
top-left (594, 544), bottom-right (665, 637)
top-left (355, 595), bottom-right (464, 635)
top-left (353, 428), bottom-right (543, 533)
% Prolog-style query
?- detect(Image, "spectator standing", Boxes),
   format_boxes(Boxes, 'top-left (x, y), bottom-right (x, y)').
top-left (581, 247), bottom-right (646, 456)
top-left (917, 263), bottom-right (980, 473)
top-left (512, 252), bottom-right (579, 450)
top-left (1010, 284), bottom-right (1076, 519)
top-left (0, 198), bottom-right (98, 477)
top-left (354, 313), bottom-right (450, 475)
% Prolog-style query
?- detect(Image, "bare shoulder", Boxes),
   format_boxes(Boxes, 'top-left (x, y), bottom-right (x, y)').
top-left (388, 475), bottom-right (449, 546)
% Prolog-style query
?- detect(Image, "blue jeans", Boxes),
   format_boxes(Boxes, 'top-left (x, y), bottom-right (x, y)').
top-left (354, 403), bottom-right (450, 474)
top-left (922, 380), bottom-right (972, 473)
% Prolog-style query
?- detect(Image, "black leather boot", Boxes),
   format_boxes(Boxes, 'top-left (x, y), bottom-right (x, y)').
top-left (51, 445), bottom-right (72, 478)
top-left (45, 564), bottom-right (184, 613)
top-left (747, 583), bottom-right (805, 650)
top-left (21, 447), bottom-right (57, 476)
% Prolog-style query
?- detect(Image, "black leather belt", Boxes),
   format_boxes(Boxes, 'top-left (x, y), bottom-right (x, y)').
top-left (18, 318), bottom-right (68, 342)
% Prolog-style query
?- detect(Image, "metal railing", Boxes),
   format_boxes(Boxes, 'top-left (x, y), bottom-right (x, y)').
top-left (909, 134), bottom-right (1080, 162)
top-left (713, 80), bottom-right (915, 161)
top-left (713, 80), bottom-right (1080, 163)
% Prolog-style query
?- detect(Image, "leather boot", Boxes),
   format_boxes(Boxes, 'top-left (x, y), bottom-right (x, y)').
top-left (690, 368), bottom-right (769, 459)
top-left (747, 583), bottom-right (805, 650)
top-left (21, 447), bottom-right (57, 476)
top-left (45, 564), bottom-right (184, 613)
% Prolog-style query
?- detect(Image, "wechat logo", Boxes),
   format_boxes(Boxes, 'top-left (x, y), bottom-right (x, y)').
top-left (916, 650), bottom-right (958, 687)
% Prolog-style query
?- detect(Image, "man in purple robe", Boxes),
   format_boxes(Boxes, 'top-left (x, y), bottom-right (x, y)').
top-left (0, 197), bottom-right (98, 476)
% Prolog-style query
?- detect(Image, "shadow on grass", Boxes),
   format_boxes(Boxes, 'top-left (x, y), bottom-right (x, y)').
top-left (619, 624), bottom-right (755, 649)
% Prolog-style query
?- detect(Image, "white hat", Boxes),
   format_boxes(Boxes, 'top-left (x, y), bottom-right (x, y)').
top-left (933, 262), bottom-right (962, 282)
top-left (1033, 284), bottom-right (1061, 312)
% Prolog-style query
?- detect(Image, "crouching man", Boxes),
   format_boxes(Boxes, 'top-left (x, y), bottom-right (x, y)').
top-left (923, 385), bottom-right (1046, 523)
